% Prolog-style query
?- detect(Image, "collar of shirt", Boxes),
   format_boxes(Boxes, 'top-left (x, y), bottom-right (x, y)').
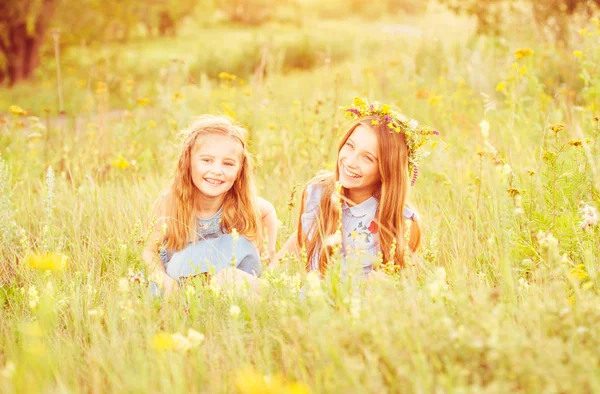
top-left (342, 196), bottom-right (378, 218)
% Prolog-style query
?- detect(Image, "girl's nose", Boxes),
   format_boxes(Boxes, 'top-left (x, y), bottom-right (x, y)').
top-left (347, 152), bottom-right (359, 168)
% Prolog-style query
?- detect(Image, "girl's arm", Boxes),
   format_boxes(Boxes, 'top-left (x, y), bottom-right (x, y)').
top-left (257, 197), bottom-right (278, 264)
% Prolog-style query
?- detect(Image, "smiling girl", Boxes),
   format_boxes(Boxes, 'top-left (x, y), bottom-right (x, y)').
top-left (142, 115), bottom-right (277, 295)
top-left (278, 97), bottom-right (437, 275)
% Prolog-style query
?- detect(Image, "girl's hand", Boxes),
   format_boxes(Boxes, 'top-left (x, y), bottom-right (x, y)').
top-left (151, 270), bottom-right (178, 296)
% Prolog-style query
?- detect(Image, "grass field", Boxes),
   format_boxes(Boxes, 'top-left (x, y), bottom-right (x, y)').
top-left (1, 7), bottom-right (599, 394)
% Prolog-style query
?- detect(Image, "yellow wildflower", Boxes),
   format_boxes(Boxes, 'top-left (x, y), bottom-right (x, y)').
top-left (25, 252), bottom-right (67, 271)
top-left (428, 95), bottom-right (442, 105)
top-left (568, 140), bottom-right (583, 147)
top-left (151, 332), bottom-right (174, 351)
top-left (371, 120), bottom-right (379, 126)
top-left (549, 123), bottom-right (564, 134)
top-left (136, 97), bottom-right (150, 106)
top-left (515, 48), bottom-right (534, 59)
top-left (569, 264), bottom-right (589, 281)
top-left (495, 81), bottom-right (506, 92)
top-left (8, 105), bottom-right (27, 116)
top-left (519, 66), bottom-right (527, 75)
top-left (171, 92), bottom-right (184, 101)
top-left (573, 50), bottom-right (583, 57)
top-left (235, 367), bottom-right (310, 394)
top-left (111, 157), bottom-right (130, 169)
top-left (148, 120), bottom-right (157, 129)
top-left (506, 188), bottom-right (521, 197)
top-left (218, 72), bottom-right (236, 81)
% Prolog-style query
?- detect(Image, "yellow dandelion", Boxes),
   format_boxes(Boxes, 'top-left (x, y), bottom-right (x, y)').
top-left (136, 97), bottom-right (150, 106)
top-left (171, 92), bottom-right (184, 101)
top-left (218, 72), bottom-right (236, 81)
top-left (25, 252), bottom-right (67, 271)
top-left (111, 157), bottom-right (130, 169)
top-left (515, 48), bottom-right (534, 59)
top-left (519, 66), bottom-right (527, 75)
top-left (151, 332), bottom-right (174, 351)
top-left (549, 123), bottom-right (564, 134)
top-left (428, 95), bottom-right (442, 105)
top-left (573, 50), bottom-right (583, 57)
top-left (578, 28), bottom-right (587, 35)
top-left (8, 105), bottom-right (27, 116)
top-left (495, 81), bottom-right (506, 92)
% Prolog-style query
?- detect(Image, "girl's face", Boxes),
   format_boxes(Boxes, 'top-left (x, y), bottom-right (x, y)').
top-left (191, 134), bottom-right (244, 199)
top-left (337, 125), bottom-right (381, 194)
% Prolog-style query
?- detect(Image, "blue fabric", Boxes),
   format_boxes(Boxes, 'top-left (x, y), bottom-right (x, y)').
top-left (301, 184), bottom-right (418, 273)
top-left (160, 207), bottom-right (262, 280)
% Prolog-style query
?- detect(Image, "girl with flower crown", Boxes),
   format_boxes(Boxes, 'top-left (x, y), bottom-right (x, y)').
top-left (142, 115), bottom-right (277, 295)
top-left (277, 97), bottom-right (437, 275)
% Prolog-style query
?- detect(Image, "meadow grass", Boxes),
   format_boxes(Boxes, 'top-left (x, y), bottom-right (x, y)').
top-left (1, 10), bottom-right (599, 394)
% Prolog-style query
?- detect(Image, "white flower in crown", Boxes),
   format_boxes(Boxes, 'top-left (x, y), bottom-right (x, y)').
top-left (409, 119), bottom-right (419, 130)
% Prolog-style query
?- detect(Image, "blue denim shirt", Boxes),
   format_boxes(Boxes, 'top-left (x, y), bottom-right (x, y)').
top-left (160, 207), bottom-right (262, 279)
top-left (301, 184), bottom-right (418, 273)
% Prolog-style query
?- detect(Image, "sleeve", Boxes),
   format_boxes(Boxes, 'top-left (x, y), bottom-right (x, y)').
top-left (300, 184), bottom-right (324, 240)
top-left (403, 206), bottom-right (420, 221)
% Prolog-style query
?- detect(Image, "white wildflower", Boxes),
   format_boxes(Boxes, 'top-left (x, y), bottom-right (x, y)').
top-left (172, 333), bottom-right (193, 352)
top-left (479, 120), bottom-right (490, 139)
top-left (579, 202), bottom-right (598, 231)
top-left (408, 119), bottom-right (419, 130)
top-left (187, 329), bottom-right (205, 346)
top-left (0, 361), bottom-right (16, 379)
top-left (229, 304), bottom-right (241, 317)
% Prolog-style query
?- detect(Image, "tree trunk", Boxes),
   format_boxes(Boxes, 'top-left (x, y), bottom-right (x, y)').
top-left (0, 0), bottom-right (58, 86)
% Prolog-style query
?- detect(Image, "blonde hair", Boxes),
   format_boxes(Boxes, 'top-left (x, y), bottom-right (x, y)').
top-left (297, 116), bottom-right (422, 274)
top-left (156, 115), bottom-right (261, 251)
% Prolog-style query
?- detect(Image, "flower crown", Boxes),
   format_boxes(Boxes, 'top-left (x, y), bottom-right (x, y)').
top-left (341, 97), bottom-right (438, 185)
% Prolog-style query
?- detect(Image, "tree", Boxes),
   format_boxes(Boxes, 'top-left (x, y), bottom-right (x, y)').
top-left (0, 0), bottom-right (59, 86)
top-left (440, 0), bottom-right (600, 38)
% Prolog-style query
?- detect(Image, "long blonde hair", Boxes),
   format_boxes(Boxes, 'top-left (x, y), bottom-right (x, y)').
top-left (156, 115), bottom-right (261, 251)
top-left (297, 116), bottom-right (422, 273)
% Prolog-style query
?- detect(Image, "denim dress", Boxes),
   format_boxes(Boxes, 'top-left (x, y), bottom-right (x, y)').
top-left (160, 207), bottom-right (262, 279)
top-left (301, 184), bottom-right (418, 274)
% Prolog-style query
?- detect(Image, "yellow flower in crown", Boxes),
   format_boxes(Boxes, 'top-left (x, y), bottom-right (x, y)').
top-left (341, 97), bottom-right (439, 185)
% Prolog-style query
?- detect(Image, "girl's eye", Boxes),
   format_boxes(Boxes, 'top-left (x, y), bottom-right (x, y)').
top-left (364, 155), bottom-right (373, 163)
top-left (345, 142), bottom-right (354, 149)
top-left (201, 158), bottom-right (212, 163)
top-left (224, 162), bottom-right (235, 167)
